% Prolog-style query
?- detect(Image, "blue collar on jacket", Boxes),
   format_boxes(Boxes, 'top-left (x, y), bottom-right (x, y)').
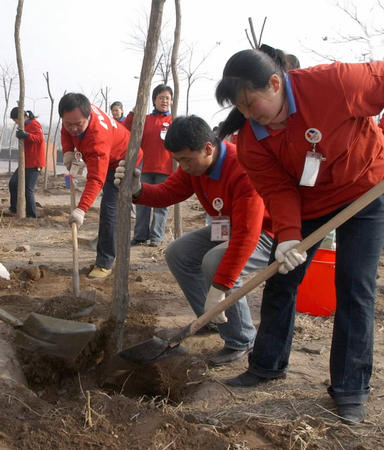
top-left (250, 72), bottom-right (297, 140)
top-left (208, 141), bottom-right (226, 181)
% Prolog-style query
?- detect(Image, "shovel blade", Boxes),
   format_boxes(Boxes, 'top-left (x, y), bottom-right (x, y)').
top-left (117, 336), bottom-right (188, 365)
top-left (18, 313), bottom-right (96, 358)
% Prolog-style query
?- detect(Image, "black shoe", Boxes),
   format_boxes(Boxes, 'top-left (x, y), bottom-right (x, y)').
top-left (209, 347), bottom-right (252, 366)
top-left (196, 322), bottom-right (219, 335)
top-left (337, 404), bottom-right (365, 425)
top-left (131, 239), bottom-right (146, 246)
top-left (225, 370), bottom-right (270, 387)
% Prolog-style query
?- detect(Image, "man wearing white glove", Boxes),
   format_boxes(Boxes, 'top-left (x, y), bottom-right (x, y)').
top-left (63, 151), bottom-right (74, 171)
top-left (114, 161), bottom-right (142, 198)
top-left (124, 115), bottom-right (274, 366)
top-left (59, 93), bottom-right (143, 279)
top-left (69, 208), bottom-right (85, 227)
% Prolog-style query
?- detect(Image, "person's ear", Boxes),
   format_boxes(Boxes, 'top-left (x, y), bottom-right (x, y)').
top-left (269, 73), bottom-right (282, 93)
top-left (205, 142), bottom-right (215, 155)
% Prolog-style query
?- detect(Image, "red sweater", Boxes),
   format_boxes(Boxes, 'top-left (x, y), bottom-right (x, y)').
top-left (61, 105), bottom-right (136, 211)
top-left (124, 111), bottom-right (173, 175)
top-left (137, 141), bottom-right (272, 289)
top-left (24, 119), bottom-right (46, 168)
top-left (237, 61), bottom-right (384, 242)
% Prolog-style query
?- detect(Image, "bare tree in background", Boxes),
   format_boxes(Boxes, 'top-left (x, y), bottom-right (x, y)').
top-left (245, 16), bottom-right (267, 49)
top-left (171, 0), bottom-right (182, 238)
top-left (304, 0), bottom-right (384, 62)
top-left (180, 41), bottom-right (220, 115)
top-left (14, 0), bottom-right (26, 219)
top-left (0, 65), bottom-right (16, 151)
top-left (43, 71), bottom-right (55, 187)
top-left (100, 86), bottom-right (110, 113)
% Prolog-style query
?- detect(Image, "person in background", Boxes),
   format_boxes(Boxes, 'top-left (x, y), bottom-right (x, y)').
top-left (215, 47), bottom-right (384, 425)
top-left (124, 84), bottom-right (173, 247)
top-left (59, 92), bottom-right (142, 279)
top-left (115, 115), bottom-right (273, 366)
top-left (9, 107), bottom-right (45, 218)
top-left (110, 101), bottom-right (126, 123)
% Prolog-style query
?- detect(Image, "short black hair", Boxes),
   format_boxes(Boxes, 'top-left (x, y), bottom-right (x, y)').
top-left (164, 115), bottom-right (216, 153)
top-left (152, 84), bottom-right (173, 106)
top-left (10, 107), bottom-right (36, 120)
top-left (110, 101), bottom-right (123, 110)
top-left (58, 93), bottom-right (91, 118)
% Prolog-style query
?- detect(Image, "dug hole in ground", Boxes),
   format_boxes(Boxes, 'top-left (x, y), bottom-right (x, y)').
top-left (0, 172), bottom-right (383, 449)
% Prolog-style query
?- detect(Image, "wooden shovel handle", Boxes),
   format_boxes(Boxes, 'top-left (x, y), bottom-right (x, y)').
top-left (70, 177), bottom-right (80, 297)
top-left (189, 180), bottom-right (384, 335)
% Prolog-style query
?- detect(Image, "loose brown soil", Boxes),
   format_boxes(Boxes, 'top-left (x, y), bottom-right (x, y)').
top-left (0, 172), bottom-right (383, 449)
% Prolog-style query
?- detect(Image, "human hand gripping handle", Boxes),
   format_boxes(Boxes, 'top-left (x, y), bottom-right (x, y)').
top-left (63, 151), bottom-right (75, 170)
top-left (15, 128), bottom-right (29, 139)
top-left (114, 160), bottom-right (142, 196)
top-left (275, 240), bottom-right (307, 274)
top-left (69, 208), bottom-right (85, 227)
top-left (204, 286), bottom-right (228, 324)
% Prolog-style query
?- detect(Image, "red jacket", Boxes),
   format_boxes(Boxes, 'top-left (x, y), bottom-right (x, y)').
top-left (379, 115), bottom-right (384, 132)
top-left (24, 119), bottom-right (46, 168)
top-left (237, 61), bottom-right (384, 242)
top-left (137, 141), bottom-right (272, 289)
top-left (124, 111), bottom-right (173, 175)
top-left (61, 105), bottom-right (142, 211)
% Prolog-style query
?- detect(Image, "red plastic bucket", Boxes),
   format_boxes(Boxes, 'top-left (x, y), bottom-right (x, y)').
top-left (296, 248), bottom-right (336, 316)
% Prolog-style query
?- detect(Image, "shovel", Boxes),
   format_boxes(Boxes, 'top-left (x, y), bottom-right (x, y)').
top-left (70, 175), bottom-right (96, 305)
top-left (0, 307), bottom-right (96, 359)
top-left (115, 180), bottom-right (384, 367)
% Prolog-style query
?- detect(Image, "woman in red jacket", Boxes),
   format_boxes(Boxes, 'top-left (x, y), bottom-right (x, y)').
top-left (215, 48), bottom-right (384, 425)
top-left (9, 107), bottom-right (46, 217)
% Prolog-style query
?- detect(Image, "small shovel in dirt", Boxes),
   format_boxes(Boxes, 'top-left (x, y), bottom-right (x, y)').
top-left (114, 180), bottom-right (384, 367)
top-left (0, 307), bottom-right (96, 359)
top-left (69, 174), bottom-right (96, 306)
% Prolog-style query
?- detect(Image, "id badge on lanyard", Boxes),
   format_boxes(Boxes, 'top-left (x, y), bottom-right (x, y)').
top-left (210, 197), bottom-right (230, 241)
top-left (299, 128), bottom-right (326, 187)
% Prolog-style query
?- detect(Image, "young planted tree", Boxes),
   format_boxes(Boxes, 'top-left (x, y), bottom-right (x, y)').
top-left (107, 0), bottom-right (166, 356)
top-left (14, 0), bottom-right (26, 219)
top-left (171, 0), bottom-right (182, 238)
top-left (100, 86), bottom-right (110, 113)
top-left (43, 71), bottom-right (55, 187)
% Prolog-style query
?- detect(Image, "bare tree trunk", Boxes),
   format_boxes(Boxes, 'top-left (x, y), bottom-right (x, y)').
top-left (107, 0), bottom-right (166, 357)
top-left (43, 71), bottom-right (54, 189)
top-left (8, 122), bottom-right (16, 174)
top-left (171, 0), bottom-right (182, 238)
top-left (52, 117), bottom-right (61, 177)
top-left (14, 0), bottom-right (26, 219)
top-left (0, 75), bottom-right (13, 151)
top-left (100, 86), bottom-right (109, 113)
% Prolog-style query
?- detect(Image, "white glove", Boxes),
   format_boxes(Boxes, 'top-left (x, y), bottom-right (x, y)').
top-left (69, 208), bottom-right (85, 227)
top-left (63, 151), bottom-right (75, 170)
top-left (275, 240), bottom-right (307, 275)
top-left (114, 161), bottom-right (142, 196)
top-left (204, 286), bottom-right (228, 324)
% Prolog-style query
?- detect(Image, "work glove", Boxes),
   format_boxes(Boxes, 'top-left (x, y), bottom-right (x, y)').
top-left (15, 128), bottom-right (29, 139)
top-left (63, 151), bottom-right (75, 170)
top-left (69, 208), bottom-right (85, 227)
top-left (275, 240), bottom-right (307, 275)
top-left (114, 161), bottom-right (142, 196)
top-left (204, 286), bottom-right (228, 324)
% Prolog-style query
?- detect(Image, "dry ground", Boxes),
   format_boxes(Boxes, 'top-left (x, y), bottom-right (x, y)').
top-left (0, 172), bottom-right (382, 449)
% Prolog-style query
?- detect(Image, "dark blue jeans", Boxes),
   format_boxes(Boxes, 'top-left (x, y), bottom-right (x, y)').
top-left (248, 195), bottom-right (384, 406)
top-left (9, 167), bottom-right (40, 218)
top-left (96, 170), bottom-right (119, 269)
top-left (133, 172), bottom-right (169, 244)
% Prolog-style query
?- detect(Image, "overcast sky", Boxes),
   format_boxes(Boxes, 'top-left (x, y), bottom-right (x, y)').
top-left (0, 0), bottom-right (383, 128)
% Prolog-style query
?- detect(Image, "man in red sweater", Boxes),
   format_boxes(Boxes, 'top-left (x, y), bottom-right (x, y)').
top-left (124, 84), bottom-right (173, 246)
top-left (59, 92), bottom-right (142, 279)
top-left (115, 115), bottom-right (273, 366)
